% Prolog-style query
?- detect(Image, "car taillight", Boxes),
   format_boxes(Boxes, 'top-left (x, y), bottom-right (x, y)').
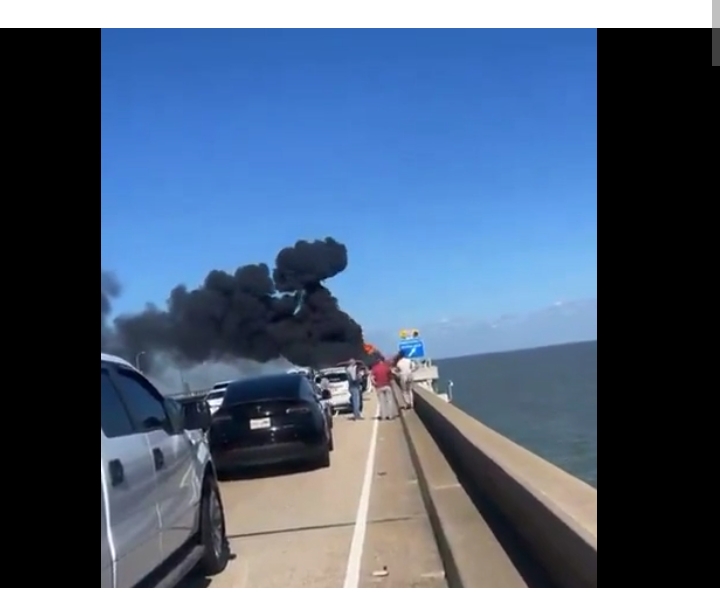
top-left (286, 405), bottom-right (311, 415)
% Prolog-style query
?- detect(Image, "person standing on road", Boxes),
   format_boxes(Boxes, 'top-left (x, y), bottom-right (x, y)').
top-left (357, 365), bottom-right (367, 415)
top-left (394, 350), bottom-right (414, 410)
top-left (371, 358), bottom-right (396, 420)
top-left (346, 359), bottom-right (363, 420)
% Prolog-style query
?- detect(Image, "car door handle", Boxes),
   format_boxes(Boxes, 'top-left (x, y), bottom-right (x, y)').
top-left (108, 459), bottom-right (124, 486)
top-left (152, 448), bottom-right (165, 471)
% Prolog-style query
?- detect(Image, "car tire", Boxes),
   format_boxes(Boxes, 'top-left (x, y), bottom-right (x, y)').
top-left (328, 429), bottom-right (334, 452)
top-left (196, 475), bottom-right (230, 576)
top-left (316, 445), bottom-right (331, 469)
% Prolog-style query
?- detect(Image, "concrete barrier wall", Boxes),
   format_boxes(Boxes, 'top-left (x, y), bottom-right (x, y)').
top-left (410, 383), bottom-right (597, 588)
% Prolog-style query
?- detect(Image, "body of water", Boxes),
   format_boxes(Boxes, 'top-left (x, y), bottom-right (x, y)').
top-left (435, 340), bottom-right (597, 487)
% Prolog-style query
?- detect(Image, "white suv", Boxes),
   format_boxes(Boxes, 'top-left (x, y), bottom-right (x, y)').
top-left (316, 367), bottom-right (352, 413)
top-left (101, 353), bottom-right (230, 587)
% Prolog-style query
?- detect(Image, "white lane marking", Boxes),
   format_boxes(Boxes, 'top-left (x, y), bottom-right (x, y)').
top-left (433, 483), bottom-right (461, 491)
top-left (343, 403), bottom-right (381, 588)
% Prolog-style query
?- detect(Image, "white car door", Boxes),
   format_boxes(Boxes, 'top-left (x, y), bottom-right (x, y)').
top-left (162, 397), bottom-right (204, 535)
top-left (111, 365), bottom-right (199, 560)
top-left (101, 368), bottom-right (162, 588)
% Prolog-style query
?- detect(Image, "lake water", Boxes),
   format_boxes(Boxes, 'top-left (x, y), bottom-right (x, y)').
top-left (435, 340), bottom-right (597, 487)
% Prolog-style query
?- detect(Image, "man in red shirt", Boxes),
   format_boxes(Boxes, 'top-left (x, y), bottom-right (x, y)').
top-left (371, 358), bottom-right (397, 420)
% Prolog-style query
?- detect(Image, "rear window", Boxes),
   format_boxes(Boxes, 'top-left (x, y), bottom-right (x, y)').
top-left (318, 373), bottom-right (347, 384)
top-left (223, 375), bottom-right (302, 406)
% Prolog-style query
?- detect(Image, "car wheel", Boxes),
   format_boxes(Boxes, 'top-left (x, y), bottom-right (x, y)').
top-left (316, 445), bottom-right (331, 469)
top-left (197, 475), bottom-right (230, 576)
top-left (328, 429), bottom-right (334, 452)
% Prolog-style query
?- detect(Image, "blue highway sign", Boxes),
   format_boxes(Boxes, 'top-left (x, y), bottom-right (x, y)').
top-left (398, 337), bottom-right (426, 359)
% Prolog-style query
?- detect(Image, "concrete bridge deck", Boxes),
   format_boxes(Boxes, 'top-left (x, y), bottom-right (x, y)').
top-left (188, 391), bottom-right (448, 588)
top-left (181, 382), bottom-right (597, 588)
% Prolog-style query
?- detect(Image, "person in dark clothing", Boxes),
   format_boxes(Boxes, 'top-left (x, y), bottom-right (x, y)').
top-left (357, 366), bottom-right (369, 413)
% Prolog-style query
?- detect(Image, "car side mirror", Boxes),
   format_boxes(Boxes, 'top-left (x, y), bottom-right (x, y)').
top-left (184, 401), bottom-right (212, 431)
top-left (164, 399), bottom-right (186, 435)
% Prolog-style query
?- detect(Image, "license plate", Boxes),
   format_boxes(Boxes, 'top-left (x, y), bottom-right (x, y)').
top-left (249, 417), bottom-right (271, 430)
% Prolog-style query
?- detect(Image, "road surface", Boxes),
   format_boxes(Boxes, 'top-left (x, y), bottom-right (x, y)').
top-left (186, 390), bottom-right (447, 588)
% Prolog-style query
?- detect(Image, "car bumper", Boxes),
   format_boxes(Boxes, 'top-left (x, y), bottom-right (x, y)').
top-left (328, 393), bottom-right (351, 409)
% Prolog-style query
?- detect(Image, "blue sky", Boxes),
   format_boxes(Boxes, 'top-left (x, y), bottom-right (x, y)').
top-left (102, 29), bottom-right (596, 348)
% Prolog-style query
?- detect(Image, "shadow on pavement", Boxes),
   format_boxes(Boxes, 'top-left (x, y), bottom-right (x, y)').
top-left (177, 553), bottom-right (237, 588)
top-left (218, 459), bottom-right (320, 482)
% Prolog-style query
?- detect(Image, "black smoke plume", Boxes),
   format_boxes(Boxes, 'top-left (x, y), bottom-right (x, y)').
top-left (101, 270), bottom-right (122, 351)
top-left (101, 237), bottom-right (367, 370)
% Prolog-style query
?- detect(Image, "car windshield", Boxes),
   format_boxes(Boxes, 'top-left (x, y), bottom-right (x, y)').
top-left (223, 375), bottom-right (302, 406)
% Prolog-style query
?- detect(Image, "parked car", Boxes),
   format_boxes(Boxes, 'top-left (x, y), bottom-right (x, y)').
top-left (204, 387), bottom-right (227, 414)
top-left (292, 368), bottom-right (334, 428)
top-left (208, 373), bottom-right (333, 475)
top-left (101, 353), bottom-right (229, 588)
top-left (315, 367), bottom-right (352, 413)
top-left (211, 380), bottom-right (234, 391)
top-left (285, 366), bottom-right (315, 377)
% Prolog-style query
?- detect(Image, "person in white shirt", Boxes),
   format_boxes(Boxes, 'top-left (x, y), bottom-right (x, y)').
top-left (394, 352), bottom-right (414, 409)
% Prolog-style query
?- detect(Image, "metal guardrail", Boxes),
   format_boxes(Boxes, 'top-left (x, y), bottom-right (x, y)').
top-left (165, 388), bottom-right (212, 400)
